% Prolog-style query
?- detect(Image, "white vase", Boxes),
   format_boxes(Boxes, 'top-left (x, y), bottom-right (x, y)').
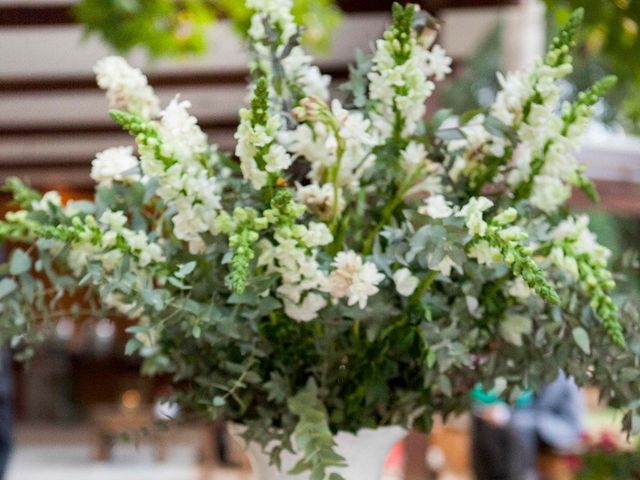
top-left (232, 425), bottom-right (407, 480)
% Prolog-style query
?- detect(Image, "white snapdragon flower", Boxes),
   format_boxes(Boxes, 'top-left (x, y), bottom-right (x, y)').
top-left (31, 191), bottom-right (62, 212)
top-left (158, 98), bottom-right (209, 164)
top-left (259, 223), bottom-right (329, 322)
top-left (94, 56), bottom-right (159, 119)
top-left (507, 144), bottom-right (533, 187)
top-left (402, 141), bottom-right (427, 173)
top-left (367, 14), bottom-right (445, 139)
top-left (100, 249), bottom-right (124, 272)
top-left (508, 277), bottom-right (532, 300)
top-left (284, 99), bottom-right (376, 190)
top-left (68, 243), bottom-right (99, 276)
top-left (468, 240), bottom-right (502, 266)
top-left (529, 175), bottom-right (571, 213)
top-left (91, 147), bottom-right (140, 186)
top-left (123, 230), bottom-right (164, 265)
top-left (552, 215), bottom-right (611, 263)
top-left (418, 195), bottom-right (453, 219)
top-left (281, 47), bottom-right (331, 100)
top-left (425, 44), bottom-right (452, 81)
top-left (235, 107), bottom-right (289, 190)
top-left (549, 247), bottom-right (580, 279)
top-left (325, 251), bottom-right (384, 308)
top-left (457, 197), bottom-right (493, 237)
top-left (432, 255), bottom-right (458, 277)
top-left (298, 222), bottom-right (333, 248)
top-left (264, 144), bottom-right (293, 173)
top-left (247, 0), bottom-right (329, 100)
top-left (246, 0), bottom-right (296, 42)
top-left (279, 123), bottom-right (332, 167)
top-left (393, 268), bottom-right (419, 297)
top-left (492, 71), bottom-right (533, 126)
top-left (295, 183), bottom-right (345, 221)
top-left (284, 293), bottom-right (327, 322)
top-left (99, 209), bottom-right (128, 231)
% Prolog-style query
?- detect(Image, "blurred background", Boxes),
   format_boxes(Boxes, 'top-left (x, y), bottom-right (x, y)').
top-left (1, 0), bottom-right (640, 479)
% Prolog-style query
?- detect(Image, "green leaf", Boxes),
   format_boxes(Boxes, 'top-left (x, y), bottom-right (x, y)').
top-left (0, 278), bottom-right (17, 300)
top-left (175, 261), bottom-right (197, 279)
top-left (9, 249), bottom-right (31, 275)
top-left (499, 314), bottom-right (532, 346)
top-left (124, 338), bottom-right (142, 356)
top-left (141, 288), bottom-right (165, 311)
top-left (437, 374), bottom-right (452, 397)
top-left (572, 327), bottom-right (591, 355)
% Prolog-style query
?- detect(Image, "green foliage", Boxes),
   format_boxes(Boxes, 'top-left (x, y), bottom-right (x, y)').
top-left (230, 228), bottom-right (259, 293)
top-left (481, 226), bottom-right (560, 305)
top-left (74, 0), bottom-right (341, 58)
top-left (388, 3), bottom-right (416, 64)
top-left (545, 0), bottom-right (640, 132)
top-left (1, 177), bottom-right (41, 209)
top-left (288, 386), bottom-right (346, 480)
top-left (577, 437), bottom-right (640, 480)
top-left (547, 7), bottom-right (583, 67)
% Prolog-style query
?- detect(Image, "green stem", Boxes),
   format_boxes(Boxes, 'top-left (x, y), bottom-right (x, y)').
top-left (353, 318), bottom-right (360, 339)
top-left (329, 138), bottom-right (346, 235)
top-left (362, 166), bottom-right (424, 255)
top-left (409, 270), bottom-right (437, 306)
top-left (362, 193), bottom-right (404, 255)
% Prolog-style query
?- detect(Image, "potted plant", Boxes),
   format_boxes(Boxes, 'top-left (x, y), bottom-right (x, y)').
top-left (1, 2), bottom-right (639, 479)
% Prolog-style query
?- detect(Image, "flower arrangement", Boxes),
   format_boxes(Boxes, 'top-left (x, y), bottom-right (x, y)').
top-left (1, 2), bottom-right (640, 478)
top-left (571, 430), bottom-right (640, 479)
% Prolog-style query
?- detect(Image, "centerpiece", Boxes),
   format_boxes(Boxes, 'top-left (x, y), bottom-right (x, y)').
top-left (1, 2), bottom-right (639, 479)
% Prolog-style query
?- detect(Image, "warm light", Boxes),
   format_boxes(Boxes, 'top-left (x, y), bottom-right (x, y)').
top-left (121, 389), bottom-right (142, 410)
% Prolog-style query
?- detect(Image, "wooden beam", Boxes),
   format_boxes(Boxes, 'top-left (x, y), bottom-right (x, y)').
top-left (0, 65), bottom-right (349, 93)
top-left (0, 1), bottom-right (522, 28)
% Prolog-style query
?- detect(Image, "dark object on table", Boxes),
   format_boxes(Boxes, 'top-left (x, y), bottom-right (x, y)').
top-left (472, 371), bottom-right (583, 480)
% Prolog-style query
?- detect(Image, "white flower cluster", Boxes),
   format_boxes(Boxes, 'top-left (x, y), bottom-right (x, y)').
top-left (247, 0), bottom-right (329, 100)
top-left (447, 115), bottom-right (508, 182)
top-left (93, 58), bottom-right (222, 254)
top-left (464, 205), bottom-right (527, 269)
top-left (258, 222), bottom-right (333, 322)
top-left (235, 103), bottom-right (292, 190)
top-left (507, 277), bottom-right (533, 300)
top-left (419, 196), bottom-right (528, 275)
top-left (91, 146), bottom-right (140, 186)
top-left (93, 56), bottom-right (160, 119)
top-left (393, 268), bottom-right (419, 297)
top-left (282, 98), bottom-right (376, 190)
top-left (491, 49), bottom-right (590, 213)
top-left (418, 194), bottom-right (453, 219)
top-left (368, 10), bottom-right (451, 139)
top-left (68, 209), bottom-right (164, 277)
top-left (457, 196), bottom-right (494, 237)
top-left (324, 250), bottom-right (385, 309)
top-left (295, 183), bottom-right (345, 221)
top-left (549, 215), bottom-right (611, 277)
top-left (144, 98), bottom-right (222, 254)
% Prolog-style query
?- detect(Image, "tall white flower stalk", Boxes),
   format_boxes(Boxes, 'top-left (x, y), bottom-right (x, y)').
top-left (487, 10), bottom-right (615, 212)
top-left (368, 4), bottom-right (451, 141)
top-left (247, 0), bottom-right (329, 101)
top-left (99, 60), bottom-right (223, 254)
